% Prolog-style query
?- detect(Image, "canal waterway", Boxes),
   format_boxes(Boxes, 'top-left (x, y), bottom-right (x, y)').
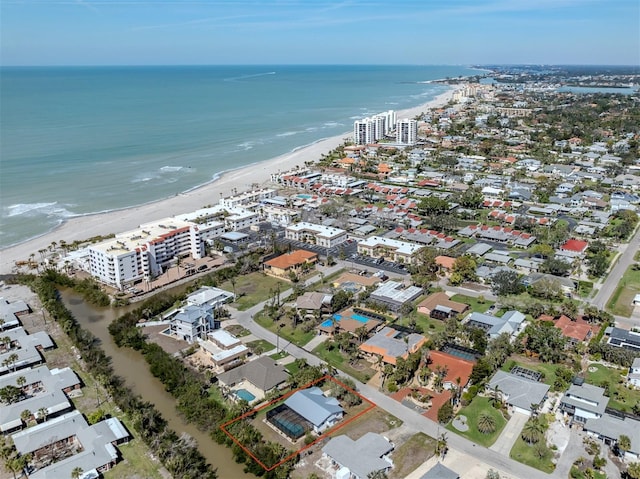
top-left (59, 289), bottom-right (251, 479)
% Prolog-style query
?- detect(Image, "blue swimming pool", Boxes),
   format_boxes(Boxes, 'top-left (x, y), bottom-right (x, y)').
top-left (297, 194), bottom-right (312, 199)
top-left (321, 313), bottom-right (370, 328)
top-left (236, 388), bottom-right (256, 402)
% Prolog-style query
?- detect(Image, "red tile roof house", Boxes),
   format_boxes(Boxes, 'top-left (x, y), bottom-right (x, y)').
top-left (426, 351), bottom-right (475, 390)
top-left (561, 239), bottom-right (589, 255)
top-left (539, 314), bottom-right (600, 348)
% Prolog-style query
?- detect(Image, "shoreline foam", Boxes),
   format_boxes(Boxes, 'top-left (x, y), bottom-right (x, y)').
top-left (0, 87), bottom-right (457, 274)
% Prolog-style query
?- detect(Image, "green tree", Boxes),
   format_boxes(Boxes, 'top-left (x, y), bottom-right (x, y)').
top-left (450, 255), bottom-right (478, 286)
top-left (540, 258), bottom-right (571, 277)
top-left (477, 412), bottom-right (497, 434)
top-left (618, 434), bottom-right (631, 457)
top-left (524, 321), bottom-right (566, 363)
top-left (491, 270), bottom-right (524, 296)
top-left (437, 401), bottom-right (454, 424)
top-left (71, 467), bottom-right (84, 479)
top-left (419, 196), bottom-right (450, 216)
top-left (521, 418), bottom-right (545, 444)
top-left (628, 462), bottom-right (640, 479)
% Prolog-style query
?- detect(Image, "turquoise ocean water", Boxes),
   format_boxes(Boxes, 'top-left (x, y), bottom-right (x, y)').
top-left (0, 65), bottom-right (477, 248)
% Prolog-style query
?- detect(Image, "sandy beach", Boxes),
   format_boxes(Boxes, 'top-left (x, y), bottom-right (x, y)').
top-left (0, 87), bottom-right (456, 275)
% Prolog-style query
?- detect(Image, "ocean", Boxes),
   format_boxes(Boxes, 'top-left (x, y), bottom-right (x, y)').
top-left (0, 65), bottom-right (478, 248)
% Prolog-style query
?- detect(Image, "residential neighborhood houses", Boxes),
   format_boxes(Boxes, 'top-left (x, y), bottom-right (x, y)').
top-left (6, 66), bottom-right (640, 479)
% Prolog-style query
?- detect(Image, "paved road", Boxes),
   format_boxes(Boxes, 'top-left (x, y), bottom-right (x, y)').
top-left (591, 224), bottom-right (640, 310)
top-left (229, 272), bottom-right (553, 479)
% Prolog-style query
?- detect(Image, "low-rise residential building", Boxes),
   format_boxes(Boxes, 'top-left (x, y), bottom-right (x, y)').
top-left (628, 358), bottom-right (640, 388)
top-left (539, 314), bottom-right (599, 347)
top-left (283, 386), bottom-right (344, 434)
top-left (168, 305), bottom-right (216, 343)
top-left (295, 292), bottom-right (333, 315)
top-left (465, 310), bottom-right (526, 340)
top-left (199, 329), bottom-right (249, 368)
top-left (186, 286), bottom-right (235, 309)
top-left (357, 236), bottom-right (424, 265)
top-left (560, 383), bottom-right (608, 425)
top-left (417, 292), bottom-right (469, 319)
top-left (0, 365), bottom-right (80, 396)
top-left (359, 327), bottom-right (426, 365)
top-left (216, 356), bottom-right (289, 401)
top-left (420, 463), bottom-right (460, 479)
top-left (285, 222), bottom-right (348, 248)
top-left (487, 370), bottom-right (550, 415)
top-left (605, 326), bottom-right (640, 351)
top-left (427, 350), bottom-right (475, 390)
top-left (263, 249), bottom-right (318, 280)
top-left (368, 281), bottom-right (422, 312)
top-left (322, 432), bottom-right (394, 479)
top-left (1, 388), bottom-right (73, 433)
top-left (584, 414), bottom-right (640, 461)
top-left (0, 298), bottom-right (30, 329)
top-left (12, 410), bottom-right (130, 479)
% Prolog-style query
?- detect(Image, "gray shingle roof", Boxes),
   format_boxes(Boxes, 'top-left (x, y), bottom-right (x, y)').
top-left (217, 356), bottom-right (288, 392)
top-left (322, 432), bottom-right (393, 479)
top-left (284, 387), bottom-right (343, 427)
top-left (487, 370), bottom-right (549, 412)
top-left (561, 383), bottom-right (608, 416)
top-left (420, 462), bottom-right (460, 479)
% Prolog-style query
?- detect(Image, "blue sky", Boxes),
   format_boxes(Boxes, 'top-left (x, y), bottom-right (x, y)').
top-left (1, 0), bottom-right (638, 66)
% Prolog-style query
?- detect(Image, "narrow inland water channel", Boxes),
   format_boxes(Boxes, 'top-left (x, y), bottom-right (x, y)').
top-left (59, 289), bottom-right (251, 479)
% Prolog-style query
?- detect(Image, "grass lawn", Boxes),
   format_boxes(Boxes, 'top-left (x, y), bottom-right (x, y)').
top-left (569, 466), bottom-right (607, 479)
top-left (450, 294), bottom-right (494, 313)
top-left (223, 324), bottom-right (251, 337)
top-left (398, 310), bottom-right (446, 336)
top-left (606, 263), bottom-right (640, 317)
top-left (578, 281), bottom-right (594, 298)
top-left (284, 361), bottom-right (300, 375)
top-left (510, 435), bottom-right (556, 473)
top-left (220, 272), bottom-right (288, 311)
top-left (312, 342), bottom-right (375, 383)
top-left (389, 432), bottom-right (436, 479)
top-left (269, 351), bottom-right (289, 360)
top-left (585, 363), bottom-right (640, 413)
top-left (104, 440), bottom-right (166, 479)
top-left (253, 312), bottom-right (316, 348)
top-left (446, 396), bottom-right (507, 447)
top-left (246, 339), bottom-right (276, 354)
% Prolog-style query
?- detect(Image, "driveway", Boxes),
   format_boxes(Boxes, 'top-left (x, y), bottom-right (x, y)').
top-left (490, 411), bottom-right (529, 455)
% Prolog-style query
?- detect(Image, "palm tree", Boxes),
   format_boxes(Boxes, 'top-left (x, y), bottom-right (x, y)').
top-left (618, 434), bottom-right (631, 457)
top-left (489, 385), bottom-right (503, 409)
top-left (37, 407), bottom-right (48, 423)
top-left (628, 462), bottom-right (640, 479)
top-left (521, 418), bottom-right (544, 444)
top-left (20, 409), bottom-right (32, 427)
top-left (15, 376), bottom-right (26, 390)
top-left (435, 432), bottom-right (448, 458)
top-left (71, 466), bottom-right (84, 479)
top-left (477, 413), bottom-right (497, 434)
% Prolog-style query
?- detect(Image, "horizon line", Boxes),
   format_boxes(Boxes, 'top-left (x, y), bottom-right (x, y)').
top-left (1, 63), bottom-right (639, 68)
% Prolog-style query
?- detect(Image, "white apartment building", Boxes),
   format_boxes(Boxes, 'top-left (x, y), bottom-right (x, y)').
top-left (357, 236), bottom-right (424, 264)
top-left (260, 205), bottom-right (299, 226)
top-left (396, 118), bottom-right (418, 145)
top-left (219, 188), bottom-right (276, 209)
top-left (354, 119), bottom-right (377, 145)
top-left (285, 222), bottom-right (348, 248)
top-left (353, 110), bottom-right (397, 145)
top-left (89, 218), bottom-right (204, 289)
top-left (177, 205), bottom-right (259, 234)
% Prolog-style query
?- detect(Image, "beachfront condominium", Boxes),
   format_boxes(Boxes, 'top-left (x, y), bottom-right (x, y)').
top-left (88, 218), bottom-right (204, 289)
top-left (353, 110), bottom-right (396, 145)
top-left (285, 222), bottom-right (348, 248)
top-left (396, 118), bottom-right (418, 145)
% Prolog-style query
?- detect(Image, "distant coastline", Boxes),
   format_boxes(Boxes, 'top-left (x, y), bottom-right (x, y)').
top-left (0, 86), bottom-right (460, 274)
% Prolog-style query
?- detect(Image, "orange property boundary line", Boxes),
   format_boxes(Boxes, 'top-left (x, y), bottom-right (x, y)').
top-left (220, 375), bottom-right (376, 471)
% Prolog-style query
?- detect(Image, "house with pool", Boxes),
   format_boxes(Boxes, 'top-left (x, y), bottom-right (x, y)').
top-left (359, 327), bottom-right (427, 366)
top-left (216, 356), bottom-right (289, 404)
top-left (317, 307), bottom-right (384, 337)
